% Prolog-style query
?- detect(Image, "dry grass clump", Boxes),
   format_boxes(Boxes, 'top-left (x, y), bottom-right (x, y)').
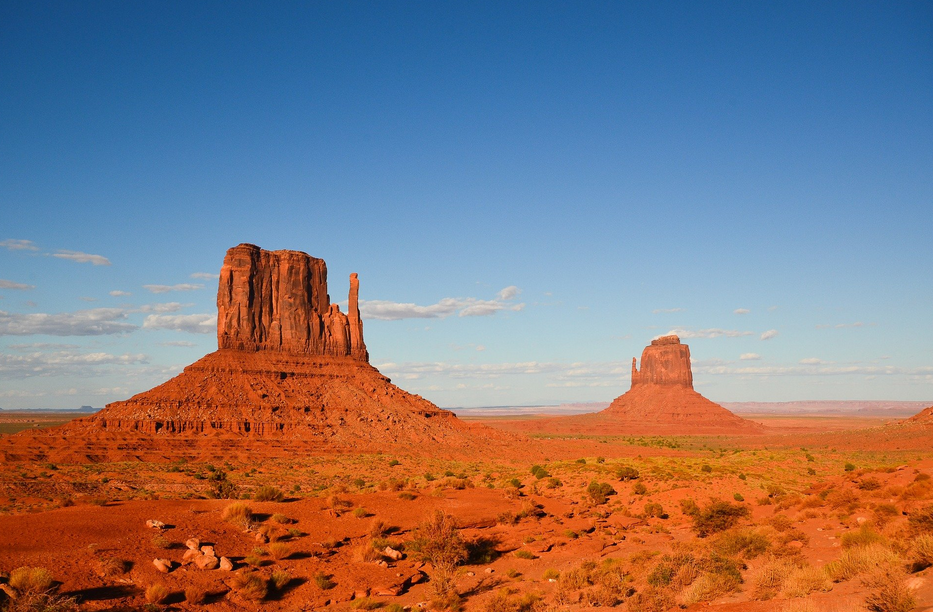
top-left (841, 523), bottom-right (887, 549)
top-left (313, 571), bottom-right (336, 590)
top-left (184, 585), bottom-right (207, 604)
top-left (908, 503), bottom-right (933, 533)
top-left (252, 485), bottom-right (284, 502)
top-left (481, 588), bottom-right (544, 612)
top-left (9, 567), bottom-right (55, 595)
top-left (825, 543), bottom-right (900, 582)
top-left (911, 532), bottom-right (933, 569)
top-left (231, 570), bottom-right (268, 600)
top-left (221, 502), bottom-right (253, 528)
top-left (270, 570), bottom-right (291, 590)
top-left (781, 564), bottom-right (832, 598)
top-left (95, 556), bottom-right (130, 577)
top-left (268, 542), bottom-right (290, 560)
top-left (151, 534), bottom-right (172, 549)
top-left (691, 500), bottom-right (750, 537)
top-left (863, 570), bottom-right (917, 612)
top-left (145, 583), bottom-right (171, 604)
top-left (408, 511), bottom-right (468, 597)
top-left (712, 528), bottom-right (770, 559)
top-left (752, 557), bottom-right (797, 600)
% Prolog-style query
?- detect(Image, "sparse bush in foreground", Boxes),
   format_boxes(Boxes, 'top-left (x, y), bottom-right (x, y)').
top-left (825, 543), bottom-right (900, 582)
top-left (864, 571), bottom-right (917, 612)
top-left (231, 570), bottom-right (268, 600)
top-left (185, 585), bottom-right (207, 604)
top-left (841, 523), bottom-right (887, 549)
top-left (481, 588), bottom-right (543, 612)
top-left (9, 567), bottom-right (55, 595)
top-left (691, 500), bottom-right (750, 537)
top-left (616, 466), bottom-right (640, 481)
top-left (96, 556), bottom-right (129, 577)
top-left (313, 572), bottom-right (335, 590)
top-left (268, 542), bottom-right (290, 560)
top-left (713, 528), bottom-right (770, 559)
top-left (270, 570), bottom-right (291, 590)
top-left (409, 511), bottom-right (468, 597)
top-left (221, 502), bottom-right (253, 528)
top-left (909, 503), bottom-right (933, 533)
top-left (912, 533), bottom-right (933, 569)
top-left (145, 584), bottom-right (170, 604)
top-left (252, 486), bottom-right (284, 502)
top-left (781, 564), bottom-right (832, 598)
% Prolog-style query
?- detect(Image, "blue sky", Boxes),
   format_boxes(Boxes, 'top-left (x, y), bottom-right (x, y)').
top-left (1, 2), bottom-right (931, 409)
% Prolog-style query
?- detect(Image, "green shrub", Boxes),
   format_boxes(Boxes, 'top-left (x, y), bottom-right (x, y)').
top-left (632, 482), bottom-right (647, 495)
top-left (616, 466), bottom-right (640, 481)
top-left (9, 567), bottom-right (54, 594)
top-left (587, 481), bottom-right (616, 504)
top-left (313, 572), bottom-right (335, 590)
top-left (514, 549), bottom-right (537, 559)
top-left (844, 462), bottom-right (856, 472)
top-left (733, 493), bottom-right (744, 502)
top-left (841, 524), bottom-right (887, 549)
top-left (692, 500), bottom-right (750, 537)
top-left (252, 486), bottom-right (284, 502)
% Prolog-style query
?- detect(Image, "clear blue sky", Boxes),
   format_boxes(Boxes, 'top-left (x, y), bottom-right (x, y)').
top-left (1, 2), bottom-right (931, 409)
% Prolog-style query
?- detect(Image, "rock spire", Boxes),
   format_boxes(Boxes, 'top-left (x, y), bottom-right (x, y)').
top-left (217, 243), bottom-right (368, 361)
top-left (630, 335), bottom-right (693, 388)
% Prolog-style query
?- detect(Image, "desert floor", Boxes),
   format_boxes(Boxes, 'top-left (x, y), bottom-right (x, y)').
top-left (1, 413), bottom-right (932, 612)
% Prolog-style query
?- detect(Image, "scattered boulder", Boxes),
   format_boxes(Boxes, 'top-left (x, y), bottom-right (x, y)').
top-left (152, 558), bottom-right (172, 573)
top-left (200, 545), bottom-right (215, 557)
top-left (194, 554), bottom-right (219, 570)
top-left (182, 548), bottom-right (201, 563)
top-left (146, 519), bottom-right (166, 530)
top-left (185, 538), bottom-right (200, 550)
top-left (219, 556), bottom-right (234, 571)
top-left (384, 546), bottom-right (404, 561)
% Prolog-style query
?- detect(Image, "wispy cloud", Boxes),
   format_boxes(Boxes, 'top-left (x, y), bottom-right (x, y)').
top-left (0, 279), bottom-right (35, 290)
top-left (360, 287), bottom-right (524, 320)
top-left (0, 239), bottom-right (39, 251)
top-left (733, 308), bottom-right (750, 315)
top-left (137, 302), bottom-right (192, 314)
top-left (652, 308), bottom-right (685, 314)
top-left (760, 329), bottom-right (779, 340)
top-left (740, 353), bottom-right (761, 360)
top-left (190, 272), bottom-right (219, 280)
top-left (158, 340), bottom-right (197, 347)
top-left (799, 357), bottom-right (828, 365)
top-left (816, 322), bottom-right (873, 329)
top-left (143, 283), bottom-right (204, 294)
top-left (0, 349), bottom-right (148, 379)
top-left (666, 328), bottom-right (753, 339)
top-left (0, 308), bottom-right (136, 336)
top-left (52, 250), bottom-right (111, 266)
top-left (696, 362), bottom-right (933, 378)
top-left (109, 290), bottom-right (131, 297)
top-left (142, 313), bottom-right (216, 334)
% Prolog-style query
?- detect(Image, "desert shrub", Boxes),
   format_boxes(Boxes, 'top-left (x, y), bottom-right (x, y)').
top-left (252, 486), bottom-right (284, 502)
top-left (781, 564), bottom-right (832, 597)
top-left (244, 554), bottom-right (264, 568)
top-left (151, 534), bottom-right (172, 549)
top-left (352, 507), bottom-right (370, 518)
top-left (616, 466), bottom-right (640, 481)
top-left (752, 557), bottom-right (796, 600)
top-left (270, 570), bottom-right (291, 590)
top-left (530, 465), bottom-right (549, 479)
top-left (902, 478), bottom-right (933, 500)
top-left (911, 533), bottom-right (933, 569)
top-left (844, 462), bottom-right (856, 472)
top-left (680, 498), bottom-right (700, 517)
top-left (643, 502), bottom-right (666, 519)
top-left (841, 524), bottom-right (887, 549)
top-left (586, 481), bottom-right (616, 504)
top-left (827, 488), bottom-right (860, 511)
top-left (542, 568), bottom-right (560, 580)
top-left (513, 549), bottom-right (537, 560)
top-left (680, 570), bottom-right (740, 605)
top-left (807, 467), bottom-right (817, 475)
top-left (713, 528), bottom-right (770, 559)
top-left (692, 500), bottom-right (750, 537)
top-left (399, 491), bottom-right (417, 500)
top-left (145, 584), bottom-right (170, 604)
top-left (481, 588), bottom-right (543, 612)
top-left (231, 570), bottom-right (267, 600)
top-left (864, 571), bottom-right (917, 612)
top-left (272, 513), bottom-right (292, 524)
top-left (369, 518), bottom-right (390, 538)
top-left (769, 514), bottom-right (793, 532)
top-left (408, 511), bottom-right (468, 586)
top-left (733, 493), bottom-right (744, 502)
top-left (9, 567), bottom-right (54, 595)
top-left (632, 482), bottom-right (648, 495)
top-left (825, 543), bottom-right (900, 582)
top-left (546, 477), bottom-right (562, 488)
top-left (701, 464), bottom-right (712, 473)
top-left (351, 597), bottom-right (383, 610)
top-left (221, 502), bottom-right (253, 528)
top-left (184, 585), bottom-right (207, 604)
top-left (908, 503), bottom-right (933, 533)
top-left (859, 477), bottom-right (882, 491)
top-left (268, 542), bottom-right (290, 560)
top-left (626, 585), bottom-right (674, 612)
top-left (96, 556), bottom-right (129, 577)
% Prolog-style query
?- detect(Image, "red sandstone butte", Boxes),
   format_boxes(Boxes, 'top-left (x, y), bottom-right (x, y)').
top-left (1, 244), bottom-right (512, 461)
top-left (600, 335), bottom-right (763, 434)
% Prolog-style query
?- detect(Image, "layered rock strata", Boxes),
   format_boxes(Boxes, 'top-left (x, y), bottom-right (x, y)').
top-left (630, 335), bottom-right (693, 388)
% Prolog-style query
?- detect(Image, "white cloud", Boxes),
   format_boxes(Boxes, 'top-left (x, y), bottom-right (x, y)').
top-left (190, 272), bottom-right (219, 280)
top-left (52, 250), bottom-right (111, 266)
top-left (0, 239), bottom-right (39, 251)
top-left (360, 292), bottom-right (525, 321)
top-left (142, 313), bottom-right (216, 334)
top-left (109, 290), bottom-right (131, 297)
top-left (666, 328), bottom-right (753, 339)
top-left (799, 357), bottom-right (826, 365)
top-left (137, 302), bottom-right (192, 314)
top-left (816, 322), bottom-right (872, 329)
top-left (733, 308), bottom-right (750, 315)
top-left (0, 279), bottom-right (35, 290)
top-left (0, 308), bottom-right (136, 336)
top-left (696, 362), bottom-right (933, 378)
top-left (475, 345), bottom-right (485, 352)
top-left (0, 349), bottom-right (148, 379)
top-left (158, 340), bottom-right (197, 347)
top-left (143, 283), bottom-right (204, 294)
top-left (652, 308), bottom-right (685, 314)
top-left (497, 285), bottom-right (521, 300)
top-left (740, 353), bottom-right (761, 360)
top-left (760, 329), bottom-right (779, 340)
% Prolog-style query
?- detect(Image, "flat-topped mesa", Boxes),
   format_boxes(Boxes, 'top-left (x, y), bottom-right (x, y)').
top-left (217, 243), bottom-right (368, 361)
top-left (630, 334), bottom-right (693, 388)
